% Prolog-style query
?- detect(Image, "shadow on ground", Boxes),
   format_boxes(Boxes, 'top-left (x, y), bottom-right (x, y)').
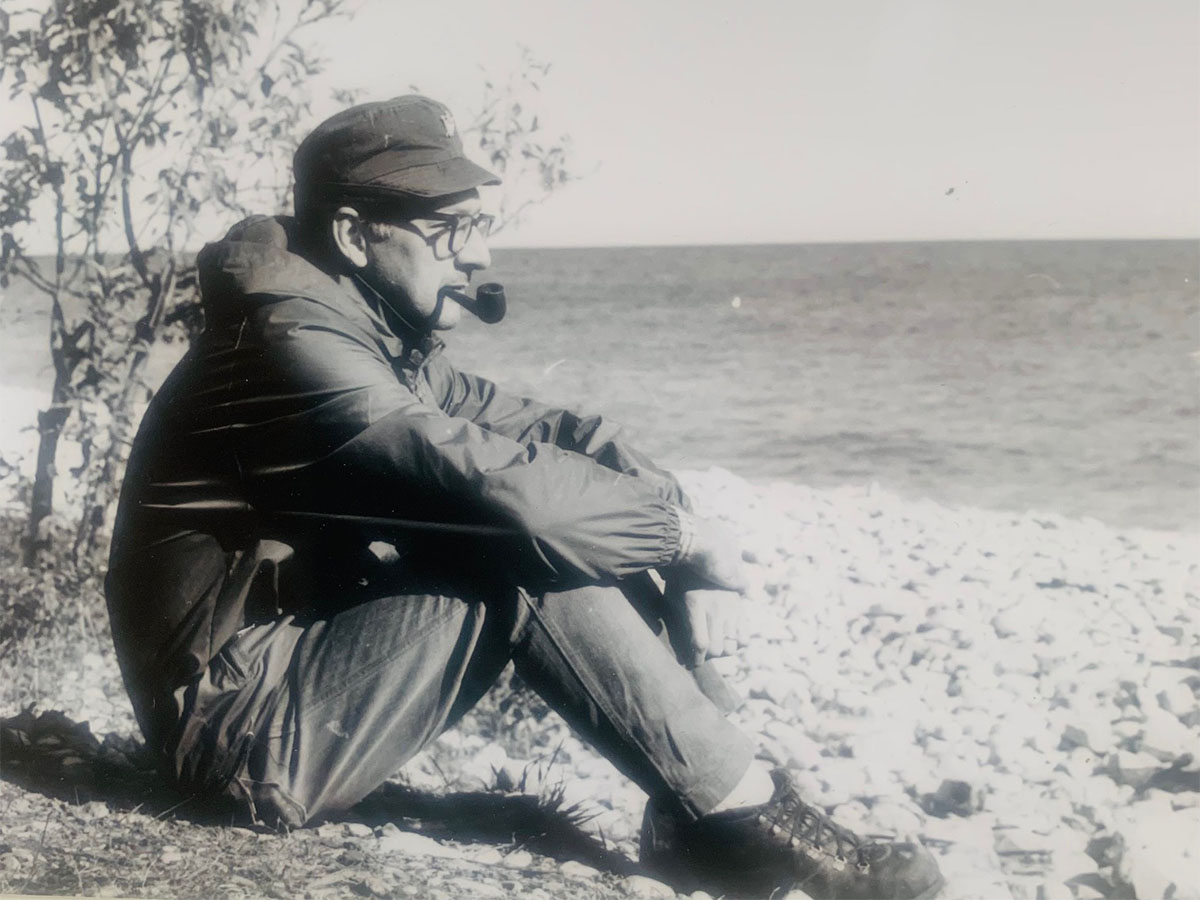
top-left (0, 708), bottom-right (636, 875)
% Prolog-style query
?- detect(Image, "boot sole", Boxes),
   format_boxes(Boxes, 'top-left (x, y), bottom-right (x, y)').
top-left (912, 871), bottom-right (947, 900)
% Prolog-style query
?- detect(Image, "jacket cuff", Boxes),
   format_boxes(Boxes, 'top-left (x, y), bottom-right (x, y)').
top-left (670, 506), bottom-right (698, 566)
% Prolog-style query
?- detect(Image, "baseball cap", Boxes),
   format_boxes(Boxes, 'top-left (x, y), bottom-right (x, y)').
top-left (293, 95), bottom-right (501, 209)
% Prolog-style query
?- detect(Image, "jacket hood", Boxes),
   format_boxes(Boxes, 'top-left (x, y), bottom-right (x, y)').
top-left (196, 215), bottom-right (349, 322)
top-left (194, 214), bottom-right (440, 364)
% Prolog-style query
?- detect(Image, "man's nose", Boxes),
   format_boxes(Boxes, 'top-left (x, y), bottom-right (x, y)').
top-left (455, 227), bottom-right (491, 272)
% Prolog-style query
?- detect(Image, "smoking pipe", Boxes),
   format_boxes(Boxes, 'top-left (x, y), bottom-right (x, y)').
top-left (443, 283), bottom-right (506, 323)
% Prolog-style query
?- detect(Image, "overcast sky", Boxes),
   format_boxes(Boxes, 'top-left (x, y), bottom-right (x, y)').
top-left (307, 0), bottom-right (1199, 247)
top-left (2, 1), bottom-right (1196, 249)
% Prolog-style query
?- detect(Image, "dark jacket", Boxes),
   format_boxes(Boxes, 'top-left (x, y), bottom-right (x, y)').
top-left (106, 215), bottom-right (690, 738)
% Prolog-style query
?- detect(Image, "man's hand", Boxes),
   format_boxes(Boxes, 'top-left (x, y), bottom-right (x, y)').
top-left (664, 572), bottom-right (744, 668)
top-left (677, 515), bottom-right (748, 593)
top-left (666, 513), bottom-right (749, 667)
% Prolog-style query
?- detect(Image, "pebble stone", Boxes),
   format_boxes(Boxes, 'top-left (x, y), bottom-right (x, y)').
top-left (501, 849), bottom-right (535, 869)
top-left (375, 826), bottom-right (462, 859)
top-left (19, 467), bottom-right (1200, 900)
top-left (559, 860), bottom-right (602, 879)
top-left (620, 874), bottom-right (677, 897)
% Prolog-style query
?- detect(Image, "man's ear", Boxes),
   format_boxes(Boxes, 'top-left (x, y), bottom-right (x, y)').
top-left (331, 206), bottom-right (369, 269)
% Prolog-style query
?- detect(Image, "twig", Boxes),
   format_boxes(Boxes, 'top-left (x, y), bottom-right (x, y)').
top-left (71, 847), bottom-right (84, 895)
top-left (255, 2), bottom-right (335, 85)
top-left (138, 849), bottom-right (155, 888)
top-left (18, 805), bottom-right (56, 894)
top-left (29, 95), bottom-right (66, 285)
top-left (124, 50), bottom-right (175, 149)
top-left (428, 753), bottom-right (454, 790)
top-left (73, 587), bottom-right (100, 652)
top-left (11, 255), bottom-right (60, 297)
top-left (153, 793), bottom-right (193, 820)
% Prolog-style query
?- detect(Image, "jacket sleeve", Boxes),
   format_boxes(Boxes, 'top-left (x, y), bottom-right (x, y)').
top-left (221, 298), bottom-right (687, 584)
top-left (426, 355), bottom-right (692, 511)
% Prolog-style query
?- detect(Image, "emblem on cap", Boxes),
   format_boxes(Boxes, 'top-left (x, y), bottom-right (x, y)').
top-left (439, 109), bottom-right (457, 138)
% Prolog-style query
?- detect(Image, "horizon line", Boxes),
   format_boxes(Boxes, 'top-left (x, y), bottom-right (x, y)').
top-left (7, 234), bottom-right (1197, 262)
top-left (490, 234), bottom-right (1200, 252)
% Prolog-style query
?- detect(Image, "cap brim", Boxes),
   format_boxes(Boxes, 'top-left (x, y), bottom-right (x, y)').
top-left (358, 157), bottom-right (501, 200)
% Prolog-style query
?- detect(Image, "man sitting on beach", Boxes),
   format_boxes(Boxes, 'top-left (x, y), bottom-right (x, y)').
top-left (105, 94), bottom-right (944, 900)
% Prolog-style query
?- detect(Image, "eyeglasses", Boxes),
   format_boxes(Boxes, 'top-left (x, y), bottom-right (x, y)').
top-left (403, 212), bottom-right (495, 258)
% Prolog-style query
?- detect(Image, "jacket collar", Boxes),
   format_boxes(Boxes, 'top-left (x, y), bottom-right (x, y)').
top-left (197, 216), bottom-right (445, 371)
top-left (349, 273), bottom-right (445, 370)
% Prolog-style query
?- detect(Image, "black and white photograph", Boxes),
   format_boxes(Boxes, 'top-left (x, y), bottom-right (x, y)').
top-left (0, 1), bottom-right (1196, 898)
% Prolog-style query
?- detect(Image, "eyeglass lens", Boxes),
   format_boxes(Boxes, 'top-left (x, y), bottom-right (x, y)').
top-left (448, 215), bottom-right (493, 254)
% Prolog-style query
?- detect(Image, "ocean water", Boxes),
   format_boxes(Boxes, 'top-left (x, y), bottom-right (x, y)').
top-left (449, 240), bottom-right (1199, 532)
top-left (1, 240), bottom-right (1196, 531)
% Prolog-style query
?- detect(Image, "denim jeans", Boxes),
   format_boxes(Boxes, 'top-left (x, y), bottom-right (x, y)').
top-left (163, 578), bottom-right (756, 828)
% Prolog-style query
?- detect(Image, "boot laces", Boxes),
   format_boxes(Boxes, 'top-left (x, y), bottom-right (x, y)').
top-left (765, 779), bottom-right (883, 865)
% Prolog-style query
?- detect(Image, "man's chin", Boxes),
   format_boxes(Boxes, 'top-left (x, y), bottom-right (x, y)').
top-left (431, 308), bottom-right (461, 331)
top-left (431, 288), bottom-right (465, 331)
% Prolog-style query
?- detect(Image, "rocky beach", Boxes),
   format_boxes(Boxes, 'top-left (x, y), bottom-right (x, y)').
top-left (4, 467), bottom-right (1197, 899)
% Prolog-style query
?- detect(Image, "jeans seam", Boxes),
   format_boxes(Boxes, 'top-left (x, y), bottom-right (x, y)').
top-left (263, 598), bottom-right (465, 740)
top-left (520, 589), bottom-right (705, 819)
